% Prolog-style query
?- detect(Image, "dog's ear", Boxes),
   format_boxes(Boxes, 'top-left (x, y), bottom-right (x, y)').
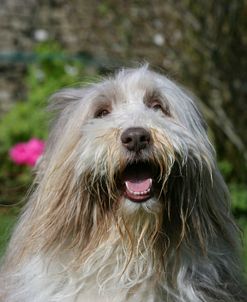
top-left (31, 88), bottom-right (87, 177)
top-left (179, 86), bottom-right (208, 132)
top-left (170, 165), bottom-right (239, 273)
top-left (15, 87), bottom-right (95, 258)
top-left (48, 88), bottom-right (88, 118)
top-left (49, 88), bottom-right (86, 107)
top-left (46, 88), bottom-right (87, 141)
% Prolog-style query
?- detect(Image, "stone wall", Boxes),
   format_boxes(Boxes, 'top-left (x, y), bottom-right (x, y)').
top-left (0, 0), bottom-right (193, 113)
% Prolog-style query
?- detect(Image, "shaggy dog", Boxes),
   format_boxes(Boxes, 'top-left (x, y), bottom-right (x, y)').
top-left (0, 66), bottom-right (246, 302)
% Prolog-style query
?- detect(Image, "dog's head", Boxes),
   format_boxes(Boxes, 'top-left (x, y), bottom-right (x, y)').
top-left (45, 66), bottom-right (211, 202)
top-left (21, 66), bottom-right (237, 266)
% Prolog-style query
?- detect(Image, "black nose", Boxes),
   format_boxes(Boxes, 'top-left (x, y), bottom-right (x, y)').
top-left (121, 127), bottom-right (151, 152)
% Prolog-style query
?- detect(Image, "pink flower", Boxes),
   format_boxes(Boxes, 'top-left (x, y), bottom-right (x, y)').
top-left (9, 138), bottom-right (45, 167)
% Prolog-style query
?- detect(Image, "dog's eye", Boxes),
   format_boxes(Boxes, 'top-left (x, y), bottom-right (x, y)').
top-left (149, 100), bottom-right (170, 116)
top-left (151, 101), bottom-right (163, 111)
top-left (95, 109), bottom-right (111, 118)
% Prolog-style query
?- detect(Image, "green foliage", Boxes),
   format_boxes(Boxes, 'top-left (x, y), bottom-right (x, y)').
top-left (230, 184), bottom-right (247, 213)
top-left (218, 160), bottom-right (234, 180)
top-left (219, 160), bottom-right (247, 214)
top-left (0, 210), bottom-right (17, 257)
top-left (0, 42), bottom-right (87, 204)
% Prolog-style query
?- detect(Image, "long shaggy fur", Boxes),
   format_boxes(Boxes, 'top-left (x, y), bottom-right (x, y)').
top-left (0, 66), bottom-right (246, 302)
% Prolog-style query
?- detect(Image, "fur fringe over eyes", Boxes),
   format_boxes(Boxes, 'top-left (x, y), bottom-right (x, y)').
top-left (0, 66), bottom-right (246, 302)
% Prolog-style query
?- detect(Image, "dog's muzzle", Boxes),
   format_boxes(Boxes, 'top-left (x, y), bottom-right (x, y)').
top-left (120, 127), bottom-right (155, 203)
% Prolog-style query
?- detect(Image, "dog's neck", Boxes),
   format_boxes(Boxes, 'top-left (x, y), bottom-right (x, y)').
top-left (57, 208), bottom-right (176, 300)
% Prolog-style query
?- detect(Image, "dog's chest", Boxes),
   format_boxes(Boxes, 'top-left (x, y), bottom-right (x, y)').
top-left (18, 251), bottom-right (164, 302)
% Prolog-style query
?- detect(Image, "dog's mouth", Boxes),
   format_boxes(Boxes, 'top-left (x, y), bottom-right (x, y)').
top-left (121, 162), bottom-right (156, 203)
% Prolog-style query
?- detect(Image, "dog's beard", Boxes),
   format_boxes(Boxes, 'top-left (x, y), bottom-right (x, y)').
top-left (55, 128), bottom-right (173, 271)
top-left (71, 127), bottom-right (209, 273)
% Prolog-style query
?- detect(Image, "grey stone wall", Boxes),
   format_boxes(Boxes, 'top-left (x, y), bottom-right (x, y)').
top-left (0, 1), bottom-right (185, 113)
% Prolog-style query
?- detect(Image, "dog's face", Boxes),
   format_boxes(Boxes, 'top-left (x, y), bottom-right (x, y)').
top-left (29, 66), bottom-right (230, 264)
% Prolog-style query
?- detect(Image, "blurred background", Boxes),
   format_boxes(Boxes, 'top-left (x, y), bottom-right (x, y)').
top-left (0, 1), bottom-right (246, 270)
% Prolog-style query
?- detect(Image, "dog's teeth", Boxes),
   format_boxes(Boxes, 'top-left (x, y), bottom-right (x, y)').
top-left (125, 178), bottom-right (152, 196)
top-left (128, 188), bottom-right (151, 195)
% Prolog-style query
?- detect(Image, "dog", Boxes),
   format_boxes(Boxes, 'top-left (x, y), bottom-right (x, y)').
top-left (0, 66), bottom-right (246, 302)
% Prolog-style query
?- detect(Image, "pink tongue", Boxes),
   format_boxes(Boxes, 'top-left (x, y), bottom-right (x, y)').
top-left (125, 178), bottom-right (152, 193)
